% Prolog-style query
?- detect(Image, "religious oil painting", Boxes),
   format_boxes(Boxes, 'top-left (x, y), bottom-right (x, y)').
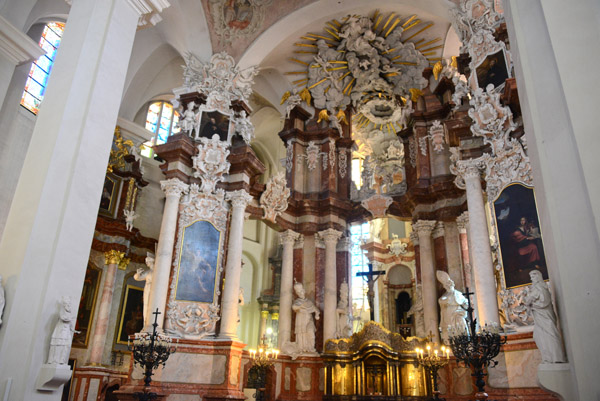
top-left (72, 264), bottom-right (101, 348)
top-left (175, 220), bottom-right (222, 303)
top-left (99, 175), bottom-right (119, 217)
top-left (493, 183), bottom-right (548, 289)
top-left (197, 110), bottom-right (232, 143)
top-left (475, 50), bottom-right (509, 90)
top-left (224, 0), bottom-right (253, 30)
top-left (116, 284), bottom-right (144, 344)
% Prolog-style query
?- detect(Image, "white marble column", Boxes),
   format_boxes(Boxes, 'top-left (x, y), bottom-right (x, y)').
top-left (278, 229), bottom-right (302, 348)
top-left (88, 250), bottom-right (125, 364)
top-left (412, 220), bottom-right (439, 342)
top-left (0, 1), bottom-right (167, 397)
top-left (318, 228), bottom-right (343, 344)
top-left (219, 189), bottom-right (253, 339)
top-left (460, 162), bottom-right (500, 325)
top-left (146, 178), bottom-right (188, 330)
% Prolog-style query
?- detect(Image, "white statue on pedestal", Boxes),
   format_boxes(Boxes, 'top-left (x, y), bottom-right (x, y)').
top-left (437, 270), bottom-right (468, 343)
top-left (523, 270), bottom-right (566, 363)
top-left (292, 282), bottom-right (320, 354)
top-left (335, 281), bottom-right (352, 339)
top-left (134, 253), bottom-right (154, 324)
top-left (408, 284), bottom-right (426, 337)
top-left (180, 101), bottom-right (196, 135)
top-left (47, 297), bottom-right (78, 365)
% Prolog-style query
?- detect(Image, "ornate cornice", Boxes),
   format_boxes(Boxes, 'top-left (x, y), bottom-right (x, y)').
top-left (456, 211), bottom-right (469, 231)
top-left (126, 0), bottom-right (171, 29)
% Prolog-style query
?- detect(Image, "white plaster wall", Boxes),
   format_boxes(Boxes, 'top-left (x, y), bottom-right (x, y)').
top-left (504, 1), bottom-right (600, 399)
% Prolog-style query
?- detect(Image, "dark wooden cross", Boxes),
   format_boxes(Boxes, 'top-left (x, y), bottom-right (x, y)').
top-left (356, 263), bottom-right (386, 321)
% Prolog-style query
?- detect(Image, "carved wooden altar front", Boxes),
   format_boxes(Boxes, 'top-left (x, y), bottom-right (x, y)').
top-left (322, 322), bottom-right (428, 401)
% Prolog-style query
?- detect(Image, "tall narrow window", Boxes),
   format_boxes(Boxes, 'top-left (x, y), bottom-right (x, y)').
top-left (20, 22), bottom-right (65, 114)
top-left (141, 101), bottom-right (181, 158)
top-left (350, 222), bottom-right (370, 331)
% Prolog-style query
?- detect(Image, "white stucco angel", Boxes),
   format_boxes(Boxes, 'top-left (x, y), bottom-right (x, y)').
top-left (180, 101), bottom-right (197, 134)
top-left (123, 209), bottom-right (138, 232)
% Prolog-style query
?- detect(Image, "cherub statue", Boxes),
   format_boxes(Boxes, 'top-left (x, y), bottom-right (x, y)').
top-left (123, 209), bottom-right (138, 232)
top-left (180, 101), bottom-right (196, 135)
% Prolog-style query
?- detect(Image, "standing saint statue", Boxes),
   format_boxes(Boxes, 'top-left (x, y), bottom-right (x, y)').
top-left (523, 270), bottom-right (566, 363)
top-left (407, 284), bottom-right (425, 337)
top-left (292, 282), bottom-right (320, 353)
top-left (436, 270), bottom-right (468, 343)
top-left (335, 281), bottom-right (352, 338)
top-left (47, 297), bottom-right (78, 365)
top-left (134, 253), bottom-right (154, 324)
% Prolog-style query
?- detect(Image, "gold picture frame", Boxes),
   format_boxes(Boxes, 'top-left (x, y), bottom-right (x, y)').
top-left (115, 284), bottom-right (144, 345)
top-left (72, 264), bottom-right (101, 348)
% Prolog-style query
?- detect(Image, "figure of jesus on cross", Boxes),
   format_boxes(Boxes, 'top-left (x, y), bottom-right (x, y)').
top-left (356, 262), bottom-right (386, 321)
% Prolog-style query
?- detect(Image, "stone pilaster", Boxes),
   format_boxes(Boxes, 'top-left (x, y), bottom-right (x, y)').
top-left (278, 229), bottom-right (302, 348)
top-left (146, 178), bottom-right (188, 330)
top-left (219, 189), bottom-right (253, 339)
top-left (317, 228), bottom-right (343, 344)
top-left (412, 220), bottom-right (439, 342)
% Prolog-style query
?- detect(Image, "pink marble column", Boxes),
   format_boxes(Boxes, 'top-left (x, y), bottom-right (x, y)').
top-left (88, 250), bottom-right (128, 365)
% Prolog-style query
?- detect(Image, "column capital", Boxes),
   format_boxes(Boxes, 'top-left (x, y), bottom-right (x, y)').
top-left (104, 250), bottom-right (125, 265)
top-left (160, 178), bottom-right (188, 198)
top-left (126, 0), bottom-right (171, 28)
top-left (280, 229), bottom-right (302, 246)
top-left (432, 221), bottom-right (445, 239)
top-left (337, 237), bottom-right (352, 251)
top-left (456, 211), bottom-right (469, 231)
top-left (412, 220), bottom-right (437, 236)
top-left (118, 257), bottom-right (131, 271)
top-left (317, 228), bottom-right (343, 245)
top-left (409, 231), bottom-right (419, 246)
top-left (226, 189), bottom-right (253, 209)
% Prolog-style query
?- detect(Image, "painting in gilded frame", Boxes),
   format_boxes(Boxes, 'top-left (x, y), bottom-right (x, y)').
top-left (115, 284), bottom-right (144, 344)
top-left (196, 110), bottom-right (232, 143)
top-left (72, 264), bottom-right (101, 348)
top-left (493, 183), bottom-right (549, 289)
top-left (175, 220), bottom-right (222, 303)
top-left (475, 49), bottom-right (509, 90)
top-left (99, 174), bottom-right (120, 217)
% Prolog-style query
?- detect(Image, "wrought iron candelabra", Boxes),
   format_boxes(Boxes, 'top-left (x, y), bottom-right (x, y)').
top-left (128, 309), bottom-right (176, 401)
top-left (447, 288), bottom-right (506, 401)
top-left (415, 342), bottom-right (450, 401)
top-left (247, 335), bottom-right (279, 401)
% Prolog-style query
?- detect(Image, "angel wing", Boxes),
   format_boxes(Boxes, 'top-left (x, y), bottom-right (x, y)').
top-left (281, 91), bottom-right (291, 105)
top-left (317, 109), bottom-right (329, 123)
top-left (299, 88), bottom-right (312, 105)
top-left (409, 88), bottom-right (424, 102)
top-left (335, 109), bottom-right (348, 125)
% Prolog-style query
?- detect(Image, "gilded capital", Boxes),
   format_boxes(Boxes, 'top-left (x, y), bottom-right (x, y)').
top-left (118, 257), bottom-right (131, 271)
top-left (412, 220), bottom-right (436, 236)
top-left (104, 250), bottom-right (125, 266)
top-left (317, 228), bottom-right (343, 245)
top-left (280, 229), bottom-right (302, 246)
top-left (161, 178), bottom-right (189, 198)
top-left (226, 189), bottom-right (253, 209)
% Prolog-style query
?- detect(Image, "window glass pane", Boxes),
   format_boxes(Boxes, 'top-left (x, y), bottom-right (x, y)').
top-left (350, 222), bottom-right (370, 332)
top-left (140, 140), bottom-right (154, 158)
top-left (20, 22), bottom-right (64, 114)
top-left (156, 127), bottom-right (169, 145)
top-left (172, 112), bottom-right (181, 134)
top-left (145, 102), bottom-right (161, 134)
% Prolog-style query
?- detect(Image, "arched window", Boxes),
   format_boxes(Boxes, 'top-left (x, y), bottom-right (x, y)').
top-left (141, 101), bottom-right (181, 158)
top-left (350, 221), bottom-right (370, 329)
top-left (20, 22), bottom-right (65, 114)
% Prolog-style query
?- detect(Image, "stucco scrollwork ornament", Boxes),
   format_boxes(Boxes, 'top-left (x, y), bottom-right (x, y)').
top-left (449, 0), bottom-right (503, 55)
top-left (428, 120), bottom-right (446, 154)
top-left (499, 288), bottom-right (532, 328)
top-left (338, 149), bottom-right (348, 179)
top-left (297, 141), bottom-right (328, 171)
top-left (285, 140), bottom-right (294, 172)
top-left (231, 110), bottom-right (254, 144)
top-left (181, 52), bottom-right (258, 112)
top-left (329, 139), bottom-right (336, 169)
top-left (192, 134), bottom-right (231, 194)
top-left (386, 234), bottom-right (408, 256)
top-left (449, 152), bottom-right (486, 190)
top-left (418, 136), bottom-right (428, 156)
top-left (166, 301), bottom-right (220, 339)
top-left (259, 171), bottom-right (291, 223)
top-left (361, 194), bottom-right (393, 219)
top-left (208, 0), bottom-right (273, 45)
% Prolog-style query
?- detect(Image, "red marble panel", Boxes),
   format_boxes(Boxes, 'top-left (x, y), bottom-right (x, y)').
top-left (414, 244), bottom-right (421, 283)
top-left (434, 236), bottom-right (448, 273)
top-left (291, 248), bottom-right (303, 342)
top-left (336, 250), bottom-right (350, 290)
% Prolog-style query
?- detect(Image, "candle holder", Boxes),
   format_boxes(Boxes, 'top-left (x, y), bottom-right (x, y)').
top-left (247, 335), bottom-right (279, 401)
top-left (415, 341), bottom-right (450, 401)
top-left (447, 288), bottom-right (506, 401)
top-left (128, 309), bottom-right (176, 401)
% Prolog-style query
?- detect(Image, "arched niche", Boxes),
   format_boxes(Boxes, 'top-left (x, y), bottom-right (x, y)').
top-left (386, 264), bottom-right (413, 337)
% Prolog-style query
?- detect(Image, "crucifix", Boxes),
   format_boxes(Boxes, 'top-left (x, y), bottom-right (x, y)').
top-left (356, 262), bottom-right (386, 321)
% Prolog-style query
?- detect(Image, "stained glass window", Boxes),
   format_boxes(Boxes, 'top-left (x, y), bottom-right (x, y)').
top-left (141, 101), bottom-right (181, 158)
top-left (350, 222), bottom-right (370, 331)
top-left (20, 22), bottom-right (65, 114)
